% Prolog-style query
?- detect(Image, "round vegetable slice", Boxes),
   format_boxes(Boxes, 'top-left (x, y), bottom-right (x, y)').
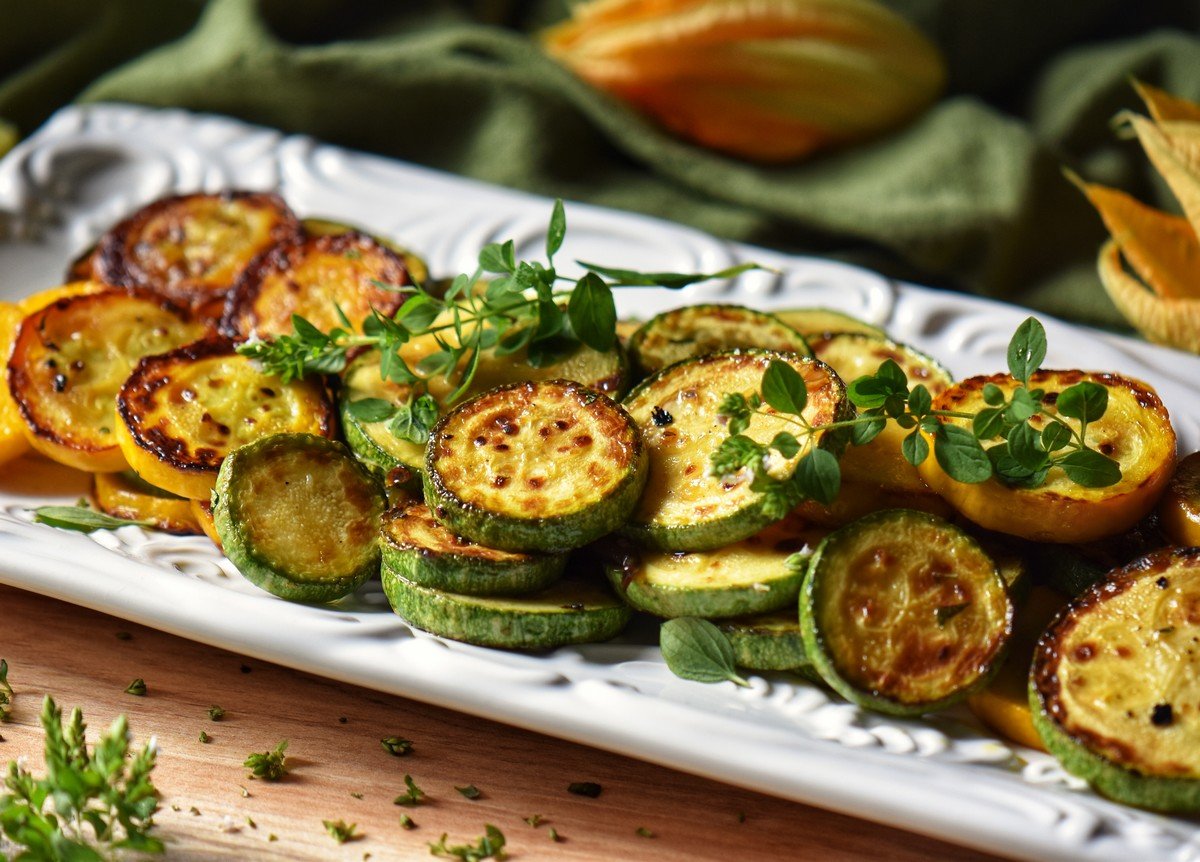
top-left (621, 350), bottom-right (847, 552)
top-left (629, 304), bottom-right (810, 376)
top-left (425, 380), bottom-right (646, 553)
top-left (7, 290), bottom-right (209, 472)
top-left (1159, 451), bottom-right (1200, 546)
top-left (1031, 548), bottom-right (1200, 812)
top-left (381, 502), bottom-right (566, 596)
top-left (302, 217), bottom-right (429, 284)
top-left (214, 434), bottom-right (385, 603)
top-left (382, 567), bottom-right (630, 649)
top-left (801, 509), bottom-right (1012, 716)
top-left (220, 232), bottom-right (408, 339)
top-left (0, 302), bottom-right (30, 467)
top-left (795, 480), bottom-right (953, 527)
top-left (607, 513), bottom-right (826, 619)
top-left (340, 351), bottom-right (427, 479)
top-left (719, 610), bottom-right (810, 672)
top-left (116, 338), bottom-right (335, 498)
top-left (773, 308), bottom-right (885, 339)
top-left (809, 331), bottom-right (952, 495)
top-left (97, 191), bottom-right (300, 318)
top-left (16, 280), bottom-right (108, 316)
top-left (93, 470), bottom-right (201, 535)
top-left (190, 498), bottom-right (223, 550)
top-left (919, 371), bottom-right (1177, 543)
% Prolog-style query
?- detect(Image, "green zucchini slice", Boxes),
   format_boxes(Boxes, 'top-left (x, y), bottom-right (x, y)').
top-left (801, 509), bottom-right (1012, 716)
top-left (214, 433), bottom-right (386, 603)
top-left (382, 568), bottom-right (631, 649)
top-left (621, 350), bottom-right (848, 552)
top-left (340, 351), bottom-right (427, 480)
top-left (425, 380), bottom-right (647, 553)
top-left (628, 304), bottom-right (810, 376)
top-left (719, 609), bottom-right (810, 672)
top-left (773, 308), bottom-right (885, 339)
top-left (380, 502), bottom-right (566, 596)
top-left (607, 514), bottom-right (825, 619)
top-left (1030, 548), bottom-right (1200, 813)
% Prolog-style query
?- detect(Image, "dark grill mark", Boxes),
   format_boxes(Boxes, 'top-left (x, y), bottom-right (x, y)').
top-left (1151, 703), bottom-right (1174, 727)
top-left (651, 406), bottom-right (674, 426)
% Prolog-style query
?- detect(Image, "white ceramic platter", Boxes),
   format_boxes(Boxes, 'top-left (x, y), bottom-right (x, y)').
top-left (2, 105), bottom-right (1199, 862)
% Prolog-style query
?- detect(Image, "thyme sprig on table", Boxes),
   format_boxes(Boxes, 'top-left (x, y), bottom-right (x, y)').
top-left (710, 317), bottom-right (1122, 518)
top-left (237, 200), bottom-right (761, 444)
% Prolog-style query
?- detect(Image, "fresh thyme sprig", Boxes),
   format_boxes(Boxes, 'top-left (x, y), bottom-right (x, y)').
top-left (238, 200), bottom-right (762, 445)
top-left (0, 696), bottom-right (162, 857)
top-left (244, 740), bottom-right (289, 781)
top-left (711, 318), bottom-right (1121, 517)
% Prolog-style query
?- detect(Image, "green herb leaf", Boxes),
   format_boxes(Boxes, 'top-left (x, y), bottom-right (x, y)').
top-left (1041, 422), bottom-right (1072, 452)
top-left (393, 774), bottom-right (425, 806)
top-left (987, 443), bottom-right (1050, 488)
top-left (400, 813), bottom-right (417, 830)
top-left (199, 731), bottom-right (211, 744)
top-left (1006, 317), bottom-right (1047, 383)
top-left (389, 394), bottom-right (440, 445)
top-left (1056, 382), bottom-right (1109, 424)
top-left (850, 411), bottom-right (885, 446)
top-left (323, 819), bottom-right (360, 844)
top-left (347, 398), bottom-right (396, 423)
top-left (636, 826), bottom-right (655, 838)
top-left (546, 200), bottom-right (566, 261)
top-left (1005, 387), bottom-right (1038, 423)
top-left (907, 385), bottom-right (932, 417)
top-left (456, 785), bottom-right (482, 800)
top-left (429, 825), bottom-right (506, 861)
top-left (567, 272), bottom-right (616, 352)
top-left (709, 434), bottom-right (765, 477)
top-left (33, 506), bottom-right (151, 532)
top-left (577, 260), bottom-right (762, 289)
top-left (125, 678), bottom-right (147, 697)
top-left (717, 393), bottom-right (753, 435)
top-left (1058, 449), bottom-right (1122, 488)
top-left (971, 408), bottom-right (1005, 440)
top-left (479, 241), bottom-right (515, 275)
top-left (381, 736), bottom-right (413, 756)
top-left (982, 383), bottom-right (1005, 405)
top-left (769, 431), bottom-right (800, 459)
top-left (1007, 421), bottom-right (1050, 472)
top-left (761, 360), bottom-right (807, 416)
top-left (794, 448), bottom-right (840, 505)
top-left (244, 740), bottom-right (289, 781)
top-left (207, 705), bottom-right (225, 721)
top-left (900, 429), bottom-right (929, 466)
top-left (660, 618), bottom-right (749, 687)
top-left (933, 425), bottom-right (992, 483)
top-left (548, 827), bottom-right (562, 842)
top-left (523, 815), bottom-right (544, 827)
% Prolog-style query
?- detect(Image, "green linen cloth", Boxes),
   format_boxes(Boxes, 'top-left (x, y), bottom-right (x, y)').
top-left (2, 0), bottom-right (1199, 328)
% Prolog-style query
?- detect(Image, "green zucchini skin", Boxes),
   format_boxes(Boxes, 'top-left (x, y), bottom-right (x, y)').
top-left (424, 380), bottom-right (647, 553)
top-left (1029, 548), bottom-right (1200, 813)
top-left (382, 568), bottom-right (631, 649)
top-left (801, 509), bottom-right (1012, 717)
top-left (609, 563), bottom-right (803, 620)
top-left (214, 434), bottom-right (385, 603)
top-left (339, 351), bottom-right (427, 484)
top-left (380, 503), bottom-right (566, 596)
top-left (629, 303), bottom-right (811, 377)
top-left (720, 609), bottom-right (810, 672)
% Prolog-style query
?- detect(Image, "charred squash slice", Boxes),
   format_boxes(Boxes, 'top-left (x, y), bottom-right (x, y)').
top-left (919, 371), bottom-right (1177, 543)
top-left (425, 380), bottom-right (646, 553)
top-left (93, 470), bottom-right (201, 535)
top-left (220, 232), bottom-right (408, 339)
top-left (7, 290), bottom-right (209, 472)
top-left (621, 350), bottom-right (847, 552)
top-left (301, 217), bottom-right (429, 285)
top-left (115, 338), bottom-right (335, 498)
top-left (607, 513), bottom-right (825, 619)
top-left (214, 434), bottom-right (385, 603)
top-left (1159, 451), bottom-right (1200, 547)
top-left (0, 302), bottom-right (30, 467)
top-left (773, 308), bottom-right (885, 339)
top-left (381, 502), bottom-right (566, 596)
top-left (801, 509), bottom-right (1012, 716)
top-left (16, 281), bottom-right (110, 317)
top-left (97, 192), bottom-right (300, 318)
top-left (809, 332), bottom-right (952, 495)
top-left (190, 498), bottom-right (223, 550)
top-left (629, 304), bottom-right (810, 376)
top-left (1031, 548), bottom-right (1200, 812)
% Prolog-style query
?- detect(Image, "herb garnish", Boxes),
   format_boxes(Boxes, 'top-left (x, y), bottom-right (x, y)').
top-left (660, 618), bottom-right (749, 687)
top-left (244, 740), bottom-right (288, 781)
top-left (400, 813), bottom-right (417, 830)
top-left (548, 827), bottom-right (562, 842)
top-left (0, 660), bottom-right (12, 722)
top-left (208, 705), bottom-right (225, 721)
top-left (0, 696), bottom-right (161, 856)
top-left (429, 824), bottom-right (506, 861)
top-left (456, 784), bottom-right (482, 800)
top-left (323, 819), bottom-right (360, 843)
top-left (523, 814), bottom-right (544, 827)
top-left (380, 735), bottom-right (413, 756)
top-left (566, 781), bottom-right (602, 798)
top-left (32, 505), bottom-right (151, 533)
top-left (239, 200), bottom-right (763, 445)
top-left (199, 730), bottom-right (211, 744)
top-left (125, 678), bottom-right (148, 696)
top-left (393, 774), bottom-right (425, 806)
top-left (636, 826), bottom-right (655, 838)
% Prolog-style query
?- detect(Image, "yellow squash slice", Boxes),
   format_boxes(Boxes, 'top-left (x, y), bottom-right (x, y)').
top-left (16, 280), bottom-right (109, 316)
top-left (190, 498), bottom-right (223, 549)
top-left (1159, 451), bottom-right (1200, 547)
top-left (93, 470), bottom-right (201, 535)
top-left (0, 302), bottom-right (30, 467)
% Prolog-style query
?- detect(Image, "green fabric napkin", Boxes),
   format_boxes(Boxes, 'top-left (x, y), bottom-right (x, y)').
top-left (2, 0), bottom-right (1199, 328)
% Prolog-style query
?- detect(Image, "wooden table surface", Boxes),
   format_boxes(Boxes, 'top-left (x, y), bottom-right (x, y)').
top-left (0, 584), bottom-right (1012, 861)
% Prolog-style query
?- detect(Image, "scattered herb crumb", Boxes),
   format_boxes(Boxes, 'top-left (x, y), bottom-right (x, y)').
top-left (124, 678), bottom-right (147, 696)
top-left (456, 784), bottom-right (482, 800)
top-left (190, 806), bottom-right (201, 816)
top-left (199, 730), bottom-right (211, 744)
top-left (207, 705), bottom-right (225, 721)
top-left (246, 816), bottom-right (257, 829)
top-left (240, 785), bottom-right (251, 798)
top-left (399, 813), bottom-right (417, 830)
top-left (350, 791), bottom-right (364, 799)
top-left (323, 819), bottom-right (360, 844)
top-left (381, 735), bottom-right (413, 756)
top-left (244, 740), bottom-right (289, 780)
top-left (636, 826), bottom-right (654, 838)
top-left (0, 659), bottom-right (12, 722)
top-left (393, 774), bottom-right (425, 806)
top-left (523, 814), bottom-right (544, 827)
top-left (567, 781), bottom-right (601, 798)
top-left (429, 824), bottom-right (506, 860)
top-left (269, 833), bottom-right (278, 842)
top-left (170, 804), bottom-right (181, 812)
top-left (115, 631), bottom-right (133, 641)
top-left (548, 827), bottom-right (562, 842)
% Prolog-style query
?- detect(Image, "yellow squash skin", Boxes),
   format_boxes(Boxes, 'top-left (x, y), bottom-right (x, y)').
top-left (7, 291), bottom-right (209, 472)
top-left (93, 470), bottom-right (201, 535)
top-left (16, 280), bottom-right (109, 316)
top-left (116, 338), bottom-right (335, 498)
top-left (0, 302), bottom-right (30, 467)
top-left (622, 350), bottom-right (845, 551)
top-left (97, 191), bottom-right (300, 319)
top-left (919, 371), bottom-right (1177, 543)
top-left (1159, 451), bottom-right (1200, 547)
top-left (794, 479), bottom-right (953, 527)
top-left (190, 498), bottom-right (223, 549)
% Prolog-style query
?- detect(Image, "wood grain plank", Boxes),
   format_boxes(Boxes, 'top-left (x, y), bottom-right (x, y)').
top-left (0, 585), bottom-right (1011, 861)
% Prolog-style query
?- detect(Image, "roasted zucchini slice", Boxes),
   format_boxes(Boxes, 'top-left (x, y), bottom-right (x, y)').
top-left (468, 334), bottom-right (629, 400)
top-left (809, 332), bottom-right (952, 495)
top-left (773, 308), bottom-right (885, 339)
top-left (382, 567), bottom-right (630, 649)
top-left (97, 191), bottom-right (300, 318)
top-left (380, 502), bottom-right (566, 596)
top-left (214, 434), bottom-right (385, 603)
top-left (1031, 548), bottom-right (1200, 812)
top-left (919, 371), bottom-right (1177, 543)
top-left (220, 232), bottom-right (408, 339)
top-left (801, 509), bottom-right (1012, 716)
top-left (340, 351), bottom-right (427, 479)
top-left (7, 290), bottom-right (209, 472)
top-left (0, 302), bottom-right (30, 467)
top-left (628, 304), bottom-right (810, 376)
top-left (425, 380), bottom-right (646, 552)
top-left (115, 338), bottom-right (335, 498)
top-left (795, 480), bottom-right (953, 527)
top-left (719, 610), bottom-right (811, 673)
top-left (301, 217), bottom-right (429, 285)
top-left (1159, 451), bottom-right (1200, 547)
top-left (621, 350), bottom-right (847, 552)
top-left (93, 470), bottom-right (201, 535)
top-left (190, 498), bottom-right (223, 550)
top-left (606, 513), bottom-right (825, 619)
